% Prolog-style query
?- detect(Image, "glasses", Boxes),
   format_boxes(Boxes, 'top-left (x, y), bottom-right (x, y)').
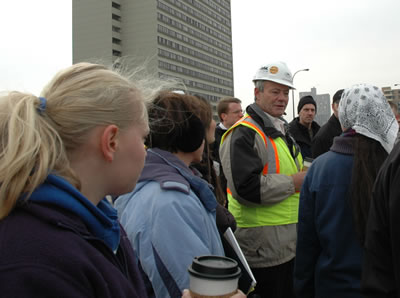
top-left (229, 109), bottom-right (243, 115)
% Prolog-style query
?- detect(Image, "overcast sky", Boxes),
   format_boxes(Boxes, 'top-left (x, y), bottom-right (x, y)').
top-left (1, 0), bottom-right (399, 120)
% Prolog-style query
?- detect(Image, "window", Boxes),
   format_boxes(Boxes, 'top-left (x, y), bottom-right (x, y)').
top-left (113, 50), bottom-right (122, 57)
top-left (112, 2), bottom-right (121, 9)
top-left (112, 26), bottom-right (121, 33)
top-left (112, 38), bottom-right (121, 45)
top-left (112, 13), bottom-right (121, 21)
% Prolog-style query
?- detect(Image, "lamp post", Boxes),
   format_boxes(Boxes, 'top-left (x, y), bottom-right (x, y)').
top-left (291, 68), bottom-right (309, 119)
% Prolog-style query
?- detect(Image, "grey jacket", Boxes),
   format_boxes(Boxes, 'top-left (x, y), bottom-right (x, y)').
top-left (219, 103), bottom-right (301, 268)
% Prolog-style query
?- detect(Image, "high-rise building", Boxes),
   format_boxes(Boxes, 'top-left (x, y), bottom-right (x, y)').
top-left (382, 86), bottom-right (400, 111)
top-left (72, 0), bottom-right (234, 116)
top-left (299, 87), bottom-right (330, 126)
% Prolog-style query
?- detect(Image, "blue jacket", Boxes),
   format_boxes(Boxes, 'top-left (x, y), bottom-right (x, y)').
top-left (294, 135), bottom-right (363, 298)
top-left (115, 148), bottom-right (224, 298)
top-left (0, 174), bottom-right (148, 298)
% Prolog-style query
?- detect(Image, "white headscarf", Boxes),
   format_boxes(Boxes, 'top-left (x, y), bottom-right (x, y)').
top-left (339, 83), bottom-right (399, 153)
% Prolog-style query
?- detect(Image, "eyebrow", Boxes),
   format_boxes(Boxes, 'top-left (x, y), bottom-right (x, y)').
top-left (271, 88), bottom-right (289, 92)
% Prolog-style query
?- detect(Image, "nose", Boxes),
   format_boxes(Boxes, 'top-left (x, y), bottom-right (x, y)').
top-left (278, 91), bottom-right (288, 101)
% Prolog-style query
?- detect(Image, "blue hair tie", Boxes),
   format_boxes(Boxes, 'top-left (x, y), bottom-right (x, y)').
top-left (37, 97), bottom-right (47, 114)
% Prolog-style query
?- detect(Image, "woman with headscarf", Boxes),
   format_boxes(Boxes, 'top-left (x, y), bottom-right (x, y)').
top-left (293, 84), bottom-right (398, 298)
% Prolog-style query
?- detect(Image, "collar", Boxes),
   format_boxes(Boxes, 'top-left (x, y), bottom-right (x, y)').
top-left (265, 112), bottom-right (286, 134)
top-left (28, 174), bottom-right (120, 252)
top-left (142, 148), bottom-right (217, 212)
top-left (330, 133), bottom-right (355, 155)
top-left (218, 123), bottom-right (228, 130)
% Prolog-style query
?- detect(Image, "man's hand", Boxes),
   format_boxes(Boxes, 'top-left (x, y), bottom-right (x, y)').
top-left (291, 171), bottom-right (307, 192)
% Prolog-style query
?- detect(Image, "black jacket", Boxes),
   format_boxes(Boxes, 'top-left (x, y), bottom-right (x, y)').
top-left (212, 124), bottom-right (228, 197)
top-left (288, 117), bottom-right (320, 159)
top-left (361, 142), bottom-right (400, 297)
top-left (213, 124), bottom-right (227, 163)
top-left (312, 114), bottom-right (342, 158)
top-left (0, 202), bottom-right (148, 298)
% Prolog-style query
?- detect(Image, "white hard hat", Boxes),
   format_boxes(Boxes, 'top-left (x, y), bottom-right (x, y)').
top-left (252, 61), bottom-right (295, 89)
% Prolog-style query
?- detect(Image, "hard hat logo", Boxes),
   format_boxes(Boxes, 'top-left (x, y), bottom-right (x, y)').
top-left (269, 66), bottom-right (279, 74)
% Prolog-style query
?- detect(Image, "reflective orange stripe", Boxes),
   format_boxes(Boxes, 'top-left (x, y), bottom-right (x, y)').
top-left (241, 120), bottom-right (267, 144)
top-left (240, 120), bottom-right (270, 174)
top-left (241, 119), bottom-right (280, 174)
top-left (262, 164), bottom-right (268, 175)
top-left (220, 115), bottom-right (247, 144)
top-left (222, 115), bottom-right (280, 175)
top-left (227, 188), bottom-right (232, 195)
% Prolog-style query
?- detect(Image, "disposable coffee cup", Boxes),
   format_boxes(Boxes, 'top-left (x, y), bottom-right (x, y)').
top-left (188, 255), bottom-right (241, 298)
top-left (303, 157), bottom-right (314, 171)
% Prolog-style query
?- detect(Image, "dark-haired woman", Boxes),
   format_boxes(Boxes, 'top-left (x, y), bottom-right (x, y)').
top-left (293, 84), bottom-right (398, 298)
top-left (115, 92), bottom-right (224, 298)
top-left (190, 95), bottom-right (237, 236)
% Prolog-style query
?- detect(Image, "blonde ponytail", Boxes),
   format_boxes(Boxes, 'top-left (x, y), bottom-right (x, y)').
top-left (0, 92), bottom-right (69, 219)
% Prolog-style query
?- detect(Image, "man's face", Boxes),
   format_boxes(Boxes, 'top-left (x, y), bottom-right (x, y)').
top-left (298, 104), bottom-right (316, 127)
top-left (255, 81), bottom-right (289, 117)
top-left (222, 102), bottom-right (243, 128)
top-left (332, 102), bottom-right (340, 118)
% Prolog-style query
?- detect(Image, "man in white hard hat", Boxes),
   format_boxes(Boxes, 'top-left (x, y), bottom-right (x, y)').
top-left (219, 61), bottom-right (306, 298)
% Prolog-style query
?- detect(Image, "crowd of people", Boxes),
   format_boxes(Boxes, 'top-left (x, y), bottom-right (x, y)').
top-left (1, 60), bottom-right (400, 298)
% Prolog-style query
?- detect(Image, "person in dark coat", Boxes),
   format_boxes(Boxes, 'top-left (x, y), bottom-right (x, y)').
top-left (288, 95), bottom-right (320, 159)
top-left (213, 97), bottom-right (243, 163)
top-left (294, 84), bottom-right (398, 298)
top-left (311, 89), bottom-right (344, 158)
top-left (361, 132), bottom-right (400, 296)
top-left (213, 97), bottom-right (243, 201)
top-left (0, 62), bottom-right (163, 297)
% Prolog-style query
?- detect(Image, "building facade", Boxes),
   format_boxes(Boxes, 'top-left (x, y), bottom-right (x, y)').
top-left (72, 0), bottom-right (234, 116)
top-left (382, 86), bottom-right (400, 111)
top-left (299, 87), bottom-right (330, 126)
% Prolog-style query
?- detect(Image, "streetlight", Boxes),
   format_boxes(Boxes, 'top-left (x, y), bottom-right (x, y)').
top-left (291, 68), bottom-right (309, 119)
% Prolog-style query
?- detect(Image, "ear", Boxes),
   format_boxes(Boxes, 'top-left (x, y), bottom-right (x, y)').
top-left (100, 125), bottom-right (119, 162)
top-left (254, 87), bottom-right (261, 100)
top-left (221, 112), bottom-right (228, 122)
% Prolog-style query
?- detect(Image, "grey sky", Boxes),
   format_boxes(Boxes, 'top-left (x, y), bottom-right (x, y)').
top-left (232, 0), bottom-right (400, 118)
top-left (1, 0), bottom-right (399, 120)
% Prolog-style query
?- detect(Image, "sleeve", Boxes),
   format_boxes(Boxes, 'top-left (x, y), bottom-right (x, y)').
top-left (293, 171), bottom-right (320, 298)
top-left (361, 157), bottom-right (398, 297)
top-left (216, 203), bottom-right (237, 234)
top-left (139, 191), bottom-right (222, 298)
top-left (228, 125), bottom-right (295, 206)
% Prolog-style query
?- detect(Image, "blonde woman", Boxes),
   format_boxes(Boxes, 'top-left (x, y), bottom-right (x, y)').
top-left (0, 62), bottom-right (160, 297)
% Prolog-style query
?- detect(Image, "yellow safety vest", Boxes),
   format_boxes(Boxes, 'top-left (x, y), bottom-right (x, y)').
top-left (221, 115), bottom-right (302, 227)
